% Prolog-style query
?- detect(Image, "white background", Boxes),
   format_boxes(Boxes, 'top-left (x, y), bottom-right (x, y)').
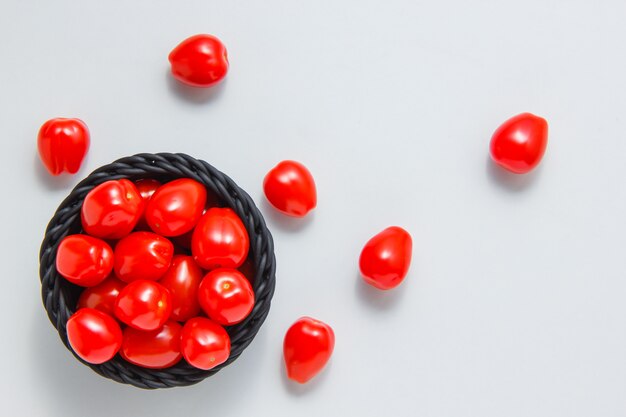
top-left (1, 1), bottom-right (625, 416)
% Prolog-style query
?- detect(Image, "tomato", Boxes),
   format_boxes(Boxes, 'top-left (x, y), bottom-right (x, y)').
top-left (490, 112), bottom-right (548, 174)
top-left (145, 179), bottom-right (207, 237)
top-left (283, 317), bottom-right (335, 384)
top-left (359, 226), bottom-right (412, 290)
top-left (180, 317), bottom-right (230, 370)
top-left (158, 255), bottom-right (203, 322)
top-left (133, 179), bottom-right (162, 231)
top-left (198, 269), bottom-right (254, 326)
top-left (114, 231), bottom-right (174, 282)
top-left (81, 179), bottom-right (144, 239)
top-left (114, 280), bottom-right (172, 331)
top-left (56, 234), bottom-right (113, 287)
top-left (135, 179), bottom-right (162, 201)
top-left (168, 34), bottom-right (229, 87)
top-left (37, 118), bottom-right (89, 175)
top-left (77, 275), bottom-right (126, 315)
top-left (191, 208), bottom-right (249, 269)
top-left (66, 308), bottom-right (122, 364)
top-left (120, 321), bottom-right (183, 369)
top-left (263, 160), bottom-right (317, 217)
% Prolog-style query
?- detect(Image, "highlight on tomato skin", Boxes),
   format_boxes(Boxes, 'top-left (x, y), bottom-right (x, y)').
top-left (359, 226), bottom-right (412, 290)
top-left (283, 316), bottom-right (335, 384)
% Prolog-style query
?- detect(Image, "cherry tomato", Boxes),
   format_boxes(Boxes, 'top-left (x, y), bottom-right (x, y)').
top-left (135, 179), bottom-right (162, 201)
top-left (158, 255), bottom-right (203, 322)
top-left (120, 321), bottom-right (183, 369)
top-left (490, 112), bottom-right (548, 174)
top-left (37, 118), bottom-right (89, 175)
top-left (168, 34), bottom-right (229, 87)
top-left (180, 317), bottom-right (230, 370)
top-left (81, 179), bottom-right (144, 239)
top-left (145, 179), bottom-right (207, 237)
top-left (77, 275), bottom-right (126, 315)
top-left (198, 269), bottom-right (255, 326)
top-left (134, 179), bottom-right (162, 231)
top-left (263, 160), bottom-right (317, 217)
top-left (114, 232), bottom-right (174, 282)
top-left (191, 208), bottom-right (249, 269)
top-left (114, 280), bottom-right (172, 331)
top-left (56, 234), bottom-right (113, 287)
top-left (359, 226), bottom-right (412, 290)
top-left (66, 308), bottom-right (122, 364)
top-left (283, 317), bottom-right (335, 384)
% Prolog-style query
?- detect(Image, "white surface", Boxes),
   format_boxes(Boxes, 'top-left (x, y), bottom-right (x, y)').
top-left (1, 1), bottom-right (625, 416)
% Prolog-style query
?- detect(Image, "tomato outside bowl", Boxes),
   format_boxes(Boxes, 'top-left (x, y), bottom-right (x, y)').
top-left (39, 153), bottom-right (276, 389)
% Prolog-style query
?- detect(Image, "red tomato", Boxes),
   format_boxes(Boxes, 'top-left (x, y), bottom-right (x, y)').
top-left (135, 179), bottom-right (162, 201)
top-left (169, 34), bottom-right (229, 87)
top-left (56, 234), bottom-right (113, 287)
top-left (283, 317), bottom-right (335, 384)
top-left (77, 275), bottom-right (126, 315)
top-left (37, 118), bottom-right (89, 175)
top-left (191, 208), bottom-right (249, 269)
top-left (359, 226), bottom-right (412, 290)
top-left (158, 255), bottom-right (203, 322)
top-left (145, 179), bottom-right (207, 237)
top-left (120, 321), bottom-right (183, 369)
top-left (114, 280), bottom-right (172, 331)
top-left (198, 269), bottom-right (255, 326)
top-left (180, 317), bottom-right (230, 370)
top-left (134, 179), bottom-right (162, 231)
top-left (114, 232), bottom-right (174, 282)
top-left (263, 160), bottom-right (317, 217)
top-left (490, 112), bottom-right (548, 174)
top-left (81, 179), bottom-right (144, 239)
top-left (66, 308), bottom-right (122, 364)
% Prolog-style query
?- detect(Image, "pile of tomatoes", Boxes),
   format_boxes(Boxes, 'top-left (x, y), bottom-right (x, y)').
top-left (57, 177), bottom-right (255, 370)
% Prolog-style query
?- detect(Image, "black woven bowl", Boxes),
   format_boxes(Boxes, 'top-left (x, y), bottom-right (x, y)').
top-left (39, 153), bottom-right (276, 389)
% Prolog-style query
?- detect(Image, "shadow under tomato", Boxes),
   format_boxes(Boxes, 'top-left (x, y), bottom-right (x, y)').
top-left (31, 310), bottom-right (267, 417)
top-left (34, 153), bottom-right (82, 190)
top-left (485, 155), bottom-right (542, 192)
top-left (354, 272), bottom-right (406, 311)
top-left (165, 69), bottom-right (227, 104)
top-left (260, 199), bottom-right (315, 233)
top-left (279, 350), bottom-right (333, 396)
